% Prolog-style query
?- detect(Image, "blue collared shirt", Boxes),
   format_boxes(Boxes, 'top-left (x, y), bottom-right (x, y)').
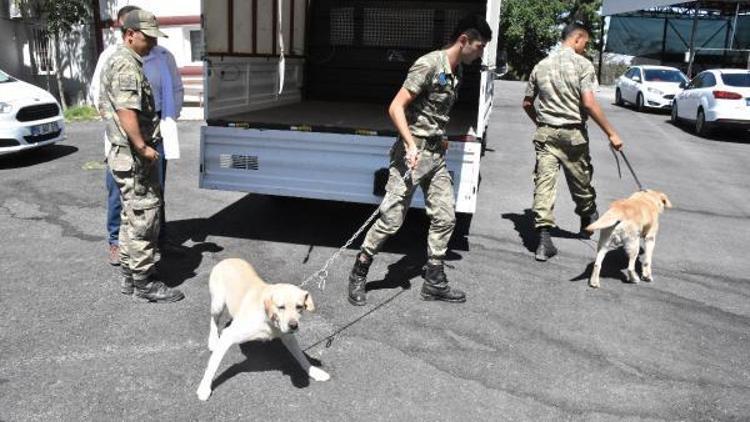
top-left (142, 45), bottom-right (184, 114)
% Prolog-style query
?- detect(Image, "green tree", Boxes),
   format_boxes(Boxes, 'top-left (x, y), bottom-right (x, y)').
top-left (13, 0), bottom-right (91, 110)
top-left (500, 0), bottom-right (603, 80)
top-left (42, 0), bottom-right (91, 110)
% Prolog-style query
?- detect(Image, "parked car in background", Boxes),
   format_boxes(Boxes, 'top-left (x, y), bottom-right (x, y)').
top-left (0, 68), bottom-right (65, 156)
top-left (615, 65), bottom-right (688, 111)
top-left (671, 68), bottom-right (750, 136)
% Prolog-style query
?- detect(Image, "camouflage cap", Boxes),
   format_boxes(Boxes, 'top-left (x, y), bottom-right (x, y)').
top-left (122, 10), bottom-right (167, 38)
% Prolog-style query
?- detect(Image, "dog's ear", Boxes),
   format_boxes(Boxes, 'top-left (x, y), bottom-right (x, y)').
top-left (263, 294), bottom-right (276, 321)
top-left (659, 192), bottom-right (673, 209)
top-left (303, 292), bottom-right (315, 312)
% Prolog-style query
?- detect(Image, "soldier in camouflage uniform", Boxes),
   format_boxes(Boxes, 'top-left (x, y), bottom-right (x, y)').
top-left (100, 10), bottom-right (184, 302)
top-left (522, 21), bottom-right (624, 262)
top-left (347, 15), bottom-right (493, 305)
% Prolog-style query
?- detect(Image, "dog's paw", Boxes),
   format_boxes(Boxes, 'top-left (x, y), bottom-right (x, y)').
top-left (196, 386), bottom-right (212, 401)
top-left (627, 271), bottom-right (641, 284)
top-left (642, 272), bottom-right (653, 282)
top-left (308, 366), bottom-right (330, 382)
top-left (588, 279), bottom-right (600, 289)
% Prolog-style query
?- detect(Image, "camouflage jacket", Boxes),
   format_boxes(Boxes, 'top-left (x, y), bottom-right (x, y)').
top-left (402, 50), bottom-right (462, 140)
top-left (525, 46), bottom-right (597, 126)
top-left (99, 45), bottom-right (160, 148)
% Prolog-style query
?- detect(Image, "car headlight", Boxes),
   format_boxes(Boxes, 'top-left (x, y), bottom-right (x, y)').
top-left (647, 87), bottom-right (664, 96)
top-left (0, 102), bottom-right (12, 114)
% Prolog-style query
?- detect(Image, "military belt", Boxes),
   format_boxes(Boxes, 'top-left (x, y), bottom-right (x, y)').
top-left (415, 135), bottom-right (444, 152)
top-left (538, 122), bottom-right (587, 131)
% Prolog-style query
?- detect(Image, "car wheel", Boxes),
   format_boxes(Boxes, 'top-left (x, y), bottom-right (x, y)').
top-left (636, 93), bottom-right (645, 112)
top-left (615, 88), bottom-right (623, 106)
top-left (670, 102), bottom-right (679, 124)
top-left (696, 108), bottom-right (711, 136)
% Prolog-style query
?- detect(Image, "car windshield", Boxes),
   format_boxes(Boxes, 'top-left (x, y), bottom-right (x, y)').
top-left (644, 69), bottom-right (686, 83)
top-left (0, 70), bottom-right (14, 83)
top-left (720, 73), bottom-right (750, 87)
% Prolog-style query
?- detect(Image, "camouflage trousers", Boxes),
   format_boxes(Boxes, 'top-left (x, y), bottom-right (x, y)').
top-left (107, 144), bottom-right (162, 281)
top-left (361, 138), bottom-right (456, 262)
top-left (532, 126), bottom-right (597, 229)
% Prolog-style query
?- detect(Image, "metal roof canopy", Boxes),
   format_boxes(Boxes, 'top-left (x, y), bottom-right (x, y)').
top-left (603, 0), bottom-right (750, 16)
top-left (601, 1), bottom-right (750, 78)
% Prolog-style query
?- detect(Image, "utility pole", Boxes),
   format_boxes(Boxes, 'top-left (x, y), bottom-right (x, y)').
top-left (686, 1), bottom-right (700, 78)
top-left (597, 15), bottom-right (605, 83)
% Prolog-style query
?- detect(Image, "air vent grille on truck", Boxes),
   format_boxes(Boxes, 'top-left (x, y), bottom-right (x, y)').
top-left (220, 154), bottom-right (259, 171)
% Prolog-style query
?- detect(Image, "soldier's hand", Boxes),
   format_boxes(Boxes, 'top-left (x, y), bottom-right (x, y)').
top-left (140, 145), bottom-right (160, 162)
top-left (405, 146), bottom-right (419, 170)
top-left (609, 133), bottom-right (624, 151)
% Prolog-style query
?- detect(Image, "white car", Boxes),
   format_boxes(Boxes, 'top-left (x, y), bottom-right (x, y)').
top-left (0, 68), bottom-right (65, 156)
top-left (615, 65), bottom-right (688, 111)
top-left (671, 68), bottom-right (750, 136)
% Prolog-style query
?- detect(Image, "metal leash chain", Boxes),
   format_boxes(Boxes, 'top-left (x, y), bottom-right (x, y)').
top-left (299, 207), bottom-right (381, 290)
top-left (300, 169), bottom-right (412, 290)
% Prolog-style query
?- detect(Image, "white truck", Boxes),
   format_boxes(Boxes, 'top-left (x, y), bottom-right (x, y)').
top-left (199, 0), bottom-right (501, 224)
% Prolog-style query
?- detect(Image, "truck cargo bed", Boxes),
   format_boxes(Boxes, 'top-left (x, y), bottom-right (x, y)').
top-left (206, 100), bottom-right (479, 140)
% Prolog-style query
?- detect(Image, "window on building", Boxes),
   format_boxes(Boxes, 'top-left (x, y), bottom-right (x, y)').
top-left (33, 27), bottom-right (55, 74)
top-left (190, 29), bottom-right (203, 62)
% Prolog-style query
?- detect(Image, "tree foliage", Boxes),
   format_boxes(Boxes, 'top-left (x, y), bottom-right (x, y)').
top-left (12, 0), bottom-right (90, 33)
top-left (12, 0), bottom-right (91, 109)
top-left (499, 0), bottom-right (603, 80)
top-left (42, 0), bottom-right (90, 35)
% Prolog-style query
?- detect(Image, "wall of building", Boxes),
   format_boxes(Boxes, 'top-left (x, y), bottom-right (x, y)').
top-left (98, 0), bottom-right (203, 106)
top-left (0, 0), bottom-right (98, 106)
top-left (1, 0), bottom-right (204, 107)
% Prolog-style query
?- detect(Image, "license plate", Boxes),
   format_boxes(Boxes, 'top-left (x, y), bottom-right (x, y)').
top-left (31, 122), bottom-right (58, 136)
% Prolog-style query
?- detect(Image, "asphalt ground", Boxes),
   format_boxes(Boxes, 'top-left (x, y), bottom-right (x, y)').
top-left (1, 81), bottom-right (749, 421)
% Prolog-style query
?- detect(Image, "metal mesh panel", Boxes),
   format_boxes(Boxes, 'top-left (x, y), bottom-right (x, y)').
top-left (220, 154), bottom-right (259, 171)
top-left (362, 8), bottom-right (434, 48)
top-left (443, 9), bottom-right (463, 45)
top-left (330, 7), bottom-right (355, 45)
top-left (607, 15), bottom-right (738, 56)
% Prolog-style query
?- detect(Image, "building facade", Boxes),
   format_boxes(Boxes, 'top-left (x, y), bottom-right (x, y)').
top-left (96, 0), bottom-right (203, 107)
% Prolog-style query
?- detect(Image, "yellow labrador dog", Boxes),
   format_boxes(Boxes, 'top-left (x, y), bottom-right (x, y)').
top-left (585, 189), bottom-right (672, 289)
top-left (196, 258), bottom-right (330, 401)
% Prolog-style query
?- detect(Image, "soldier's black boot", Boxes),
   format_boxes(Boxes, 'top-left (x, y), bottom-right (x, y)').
top-left (348, 252), bottom-right (372, 306)
top-left (535, 228), bottom-right (558, 261)
top-left (120, 267), bottom-right (134, 296)
top-left (133, 276), bottom-right (185, 303)
top-left (579, 209), bottom-right (600, 238)
top-left (420, 262), bottom-right (466, 303)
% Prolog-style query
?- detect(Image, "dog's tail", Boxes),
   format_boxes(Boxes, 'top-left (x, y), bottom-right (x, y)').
top-left (585, 209), bottom-right (623, 232)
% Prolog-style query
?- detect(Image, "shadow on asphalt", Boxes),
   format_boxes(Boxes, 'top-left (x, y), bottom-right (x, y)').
top-left (210, 338), bottom-right (320, 391)
top-left (501, 205), bottom-right (647, 285)
top-left (365, 254), bottom-right (423, 292)
top-left (156, 241), bottom-right (224, 288)
top-left (569, 248), bottom-right (644, 285)
top-left (501, 209), bottom-right (583, 253)
top-left (0, 144), bottom-right (78, 169)
top-left (611, 102), bottom-right (672, 116)
top-left (163, 194), bottom-right (469, 287)
top-left (664, 119), bottom-right (750, 144)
